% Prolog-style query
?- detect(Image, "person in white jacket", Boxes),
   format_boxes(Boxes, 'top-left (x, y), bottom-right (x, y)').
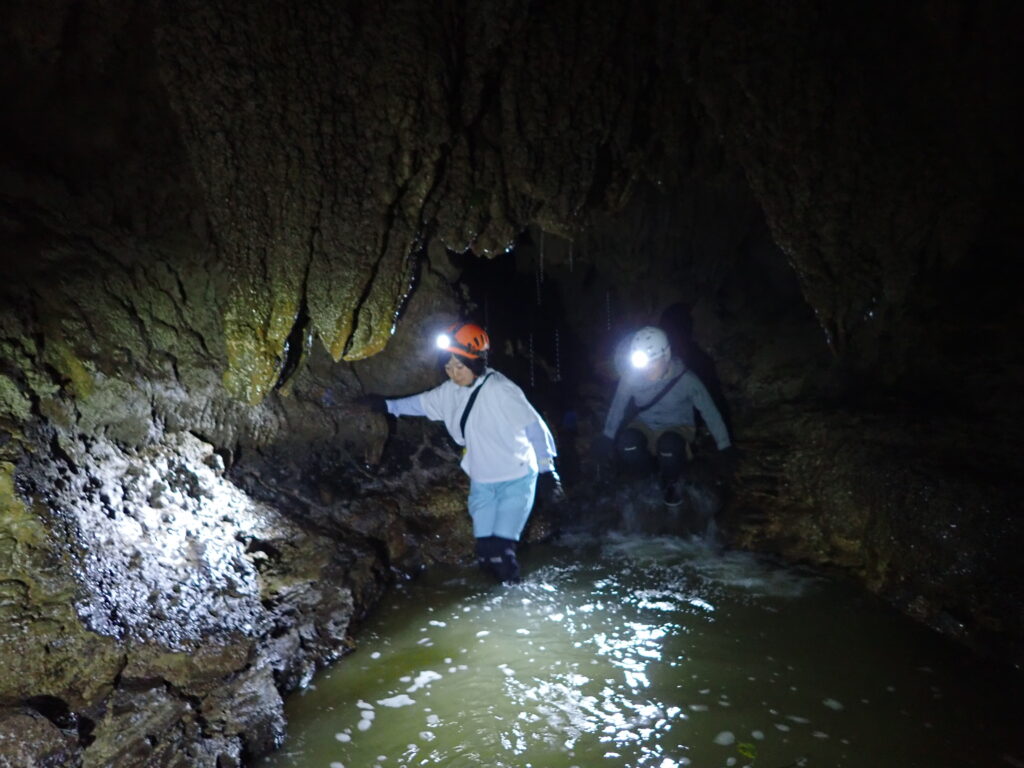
top-left (592, 326), bottom-right (736, 506)
top-left (364, 322), bottom-right (564, 583)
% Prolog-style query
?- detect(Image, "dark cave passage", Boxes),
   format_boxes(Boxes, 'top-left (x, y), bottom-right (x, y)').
top-left (1, 1), bottom-right (1023, 765)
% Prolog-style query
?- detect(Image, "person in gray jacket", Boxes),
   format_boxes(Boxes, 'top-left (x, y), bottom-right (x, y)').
top-left (592, 326), bottom-right (736, 505)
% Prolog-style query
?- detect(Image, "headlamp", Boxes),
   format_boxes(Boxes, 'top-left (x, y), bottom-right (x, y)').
top-left (436, 333), bottom-right (451, 350)
top-left (631, 350), bottom-right (650, 369)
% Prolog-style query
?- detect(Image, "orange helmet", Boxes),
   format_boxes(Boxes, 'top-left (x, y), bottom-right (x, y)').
top-left (435, 322), bottom-right (490, 359)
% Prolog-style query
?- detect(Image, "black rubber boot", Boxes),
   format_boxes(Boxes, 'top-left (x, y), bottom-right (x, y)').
top-left (491, 537), bottom-right (521, 583)
top-left (662, 479), bottom-right (684, 507)
top-left (475, 536), bottom-right (499, 578)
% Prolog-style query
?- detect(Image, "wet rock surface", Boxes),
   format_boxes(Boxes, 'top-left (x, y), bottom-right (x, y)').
top-left (2, 430), bottom-right (350, 766)
top-left (0, 710), bottom-right (78, 768)
top-left (723, 406), bottom-right (1024, 664)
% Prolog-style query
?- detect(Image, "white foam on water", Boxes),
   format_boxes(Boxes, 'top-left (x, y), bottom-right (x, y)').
top-left (813, 731), bottom-right (829, 739)
top-left (774, 723), bottom-right (790, 732)
top-left (377, 695), bottom-right (415, 708)
top-left (334, 733), bottom-right (351, 743)
top-left (361, 710), bottom-right (376, 721)
top-left (356, 699), bottom-right (373, 710)
top-left (419, 731), bottom-right (435, 741)
top-left (407, 670), bottom-right (442, 693)
top-left (357, 719), bottom-right (372, 732)
top-left (425, 714), bottom-right (440, 726)
top-left (751, 730), bottom-right (765, 740)
top-left (595, 531), bottom-right (816, 600)
top-left (714, 731), bottom-right (735, 746)
top-left (823, 698), bottom-right (844, 710)
top-left (329, 762), bottom-right (344, 768)
top-left (370, 651), bottom-right (381, 659)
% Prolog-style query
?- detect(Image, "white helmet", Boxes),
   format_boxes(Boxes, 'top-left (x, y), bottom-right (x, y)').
top-left (629, 326), bottom-right (670, 369)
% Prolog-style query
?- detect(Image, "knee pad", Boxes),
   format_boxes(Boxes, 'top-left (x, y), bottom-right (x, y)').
top-left (616, 428), bottom-right (650, 469)
top-left (656, 431), bottom-right (688, 480)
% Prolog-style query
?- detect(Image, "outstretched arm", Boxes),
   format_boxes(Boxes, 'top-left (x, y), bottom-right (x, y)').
top-left (386, 394), bottom-right (428, 418)
top-left (687, 376), bottom-right (731, 450)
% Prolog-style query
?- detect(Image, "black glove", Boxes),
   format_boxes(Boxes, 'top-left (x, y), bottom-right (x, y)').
top-left (356, 394), bottom-right (389, 415)
top-left (536, 470), bottom-right (567, 506)
top-left (590, 434), bottom-right (615, 465)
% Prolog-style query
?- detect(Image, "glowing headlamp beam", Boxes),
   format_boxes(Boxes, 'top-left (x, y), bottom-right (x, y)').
top-left (630, 350), bottom-right (650, 369)
top-left (436, 333), bottom-right (451, 350)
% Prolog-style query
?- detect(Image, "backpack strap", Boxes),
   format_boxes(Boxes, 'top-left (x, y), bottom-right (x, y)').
top-left (628, 371), bottom-right (685, 420)
top-left (459, 373), bottom-right (493, 440)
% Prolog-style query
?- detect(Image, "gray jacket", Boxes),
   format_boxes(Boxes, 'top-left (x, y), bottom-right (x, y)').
top-left (602, 357), bottom-right (731, 449)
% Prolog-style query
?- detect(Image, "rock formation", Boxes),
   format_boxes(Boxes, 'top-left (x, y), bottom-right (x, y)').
top-left (1, 0), bottom-right (1021, 764)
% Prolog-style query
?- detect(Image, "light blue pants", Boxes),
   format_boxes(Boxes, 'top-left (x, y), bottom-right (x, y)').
top-left (467, 472), bottom-right (538, 541)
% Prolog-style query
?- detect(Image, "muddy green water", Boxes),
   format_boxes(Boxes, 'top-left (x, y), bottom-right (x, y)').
top-left (259, 534), bottom-right (1023, 768)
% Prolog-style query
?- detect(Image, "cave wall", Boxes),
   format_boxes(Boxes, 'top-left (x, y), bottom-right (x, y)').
top-left (1, 0), bottom-right (1023, 764)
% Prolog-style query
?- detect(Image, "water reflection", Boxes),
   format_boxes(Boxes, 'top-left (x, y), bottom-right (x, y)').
top-left (260, 533), bottom-right (1023, 768)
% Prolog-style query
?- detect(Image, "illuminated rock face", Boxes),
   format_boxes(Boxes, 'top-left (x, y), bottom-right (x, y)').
top-left (1, 0), bottom-right (1022, 764)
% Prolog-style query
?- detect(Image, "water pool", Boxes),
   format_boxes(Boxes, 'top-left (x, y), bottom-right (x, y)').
top-left (259, 533), bottom-right (1022, 768)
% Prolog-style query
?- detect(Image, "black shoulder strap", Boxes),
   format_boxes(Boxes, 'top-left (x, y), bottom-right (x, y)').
top-left (459, 373), bottom-right (493, 439)
top-left (633, 371), bottom-right (685, 416)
